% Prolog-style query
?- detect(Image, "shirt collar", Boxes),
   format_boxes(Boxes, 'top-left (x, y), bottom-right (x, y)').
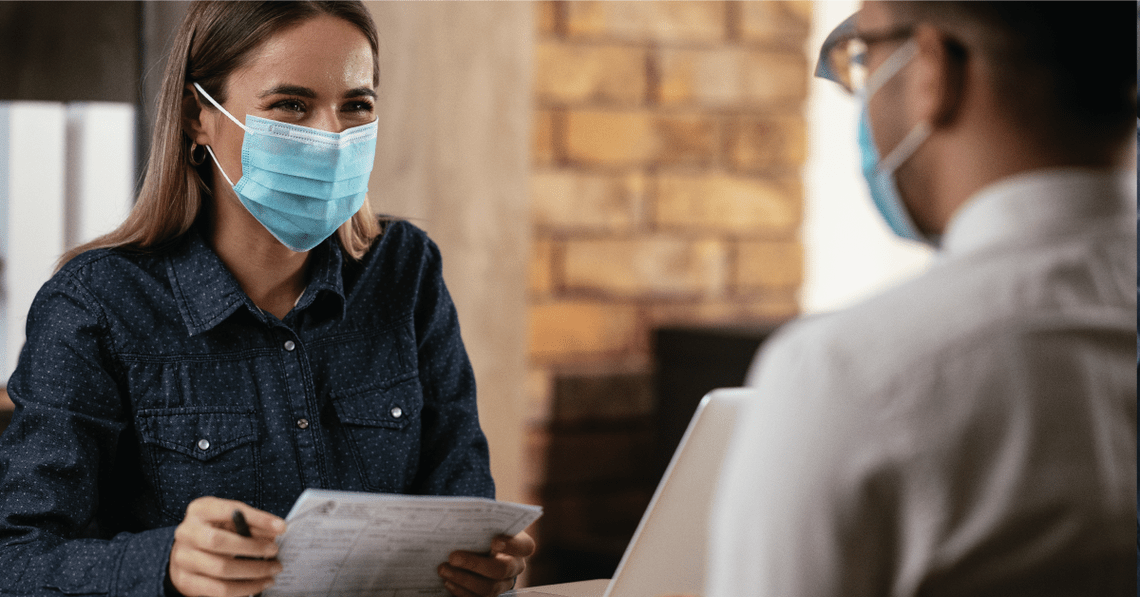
top-left (940, 168), bottom-right (1135, 258)
top-left (296, 234), bottom-right (347, 319)
top-left (166, 228), bottom-right (347, 336)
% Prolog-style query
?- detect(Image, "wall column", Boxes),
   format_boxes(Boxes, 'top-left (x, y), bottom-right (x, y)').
top-left (366, 1), bottom-right (535, 504)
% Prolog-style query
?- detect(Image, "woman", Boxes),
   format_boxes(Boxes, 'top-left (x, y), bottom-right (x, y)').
top-left (0, 2), bottom-right (532, 596)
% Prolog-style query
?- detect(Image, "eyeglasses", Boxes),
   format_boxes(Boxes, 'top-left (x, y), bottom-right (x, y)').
top-left (815, 12), bottom-right (914, 95)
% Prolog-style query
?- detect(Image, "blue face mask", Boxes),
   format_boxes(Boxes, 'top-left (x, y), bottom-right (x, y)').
top-left (194, 83), bottom-right (378, 252)
top-left (857, 40), bottom-right (937, 246)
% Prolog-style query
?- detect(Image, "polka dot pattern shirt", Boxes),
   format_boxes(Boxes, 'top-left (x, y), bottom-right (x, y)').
top-left (0, 220), bottom-right (494, 596)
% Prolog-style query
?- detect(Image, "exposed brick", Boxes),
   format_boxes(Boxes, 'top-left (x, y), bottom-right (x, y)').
top-left (655, 173), bottom-right (802, 234)
top-left (525, 1), bottom-right (814, 582)
top-left (524, 427), bottom-right (551, 489)
top-left (740, 1), bottom-right (812, 49)
top-left (530, 237), bottom-right (556, 297)
top-left (652, 115), bottom-right (720, 166)
top-left (539, 485), bottom-right (654, 541)
top-left (527, 367), bottom-right (555, 426)
top-left (529, 300), bottom-right (640, 360)
top-left (535, 42), bottom-right (647, 106)
top-left (656, 47), bottom-right (808, 107)
top-left (522, 485), bottom-right (545, 522)
top-left (533, 110), bottom-right (557, 166)
top-left (648, 295), bottom-right (799, 327)
top-left (564, 110), bottom-right (716, 167)
top-left (551, 372), bottom-right (654, 423)
top-left (531, 169), bottom-right (643, 232)
top-left (540, 426), bottom-right (656, 485)
top-left (563, 237), bottom-right (728, 298)
top-left (726, 114), bottom-right (807, 171)
top-left (735, 240), bottom-right (803, 290)
top-left (565, 1), bottom-right (727, 44)
top-left (537, 1), bottom-right (559, 37)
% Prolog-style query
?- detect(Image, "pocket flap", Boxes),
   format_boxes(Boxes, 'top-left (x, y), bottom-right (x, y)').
top-left (332, 374), bottom-right (420, 430)
top-left (137, 408), bottom-right (257, 462)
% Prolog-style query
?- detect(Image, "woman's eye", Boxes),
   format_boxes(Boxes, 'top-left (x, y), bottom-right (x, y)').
top-left (273, 100), bottom-right (306, 113)
top-left (344, 101), bottom-right (374, 113)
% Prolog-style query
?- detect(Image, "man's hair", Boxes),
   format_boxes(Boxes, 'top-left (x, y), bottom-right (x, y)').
top-left (890, 1), bottom-right (1135, 135)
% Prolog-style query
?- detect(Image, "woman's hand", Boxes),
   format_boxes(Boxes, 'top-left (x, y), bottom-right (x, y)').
top-left (168, 497), bottom-right (287, 597)
top-left (438, 530), bottom-right (536, 597)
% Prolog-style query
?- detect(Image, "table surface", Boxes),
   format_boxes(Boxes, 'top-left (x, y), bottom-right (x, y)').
top-left (508, 579), bottom-right (610, 597)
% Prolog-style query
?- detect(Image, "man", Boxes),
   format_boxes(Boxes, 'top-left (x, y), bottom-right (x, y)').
top-left (708, 2), bottom-right (1136, 596)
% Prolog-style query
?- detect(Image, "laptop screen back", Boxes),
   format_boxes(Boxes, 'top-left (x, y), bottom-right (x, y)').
top-left (603, 388), bottom-right (754, 597)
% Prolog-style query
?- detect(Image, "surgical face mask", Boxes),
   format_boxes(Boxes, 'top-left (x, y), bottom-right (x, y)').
top-left (193, 82), bottom-right (378, 252)
top-left (857, 40), bottom-right (937, 246)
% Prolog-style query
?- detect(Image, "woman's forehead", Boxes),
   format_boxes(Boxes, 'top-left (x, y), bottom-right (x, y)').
top-left (231, 15), bottom-right (375, 94)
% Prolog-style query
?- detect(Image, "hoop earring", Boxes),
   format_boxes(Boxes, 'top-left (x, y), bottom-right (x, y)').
top-left (189, 143), bottom-right (207, 167)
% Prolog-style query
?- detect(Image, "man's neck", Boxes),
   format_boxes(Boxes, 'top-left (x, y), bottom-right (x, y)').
top-left (910, 117), bottom-right (1128, 237)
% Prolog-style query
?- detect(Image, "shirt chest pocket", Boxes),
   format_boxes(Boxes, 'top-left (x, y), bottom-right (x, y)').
top-left (331, 373), bottom-right (423, 493)
top-left (136, 408), bottom-right (261, 518)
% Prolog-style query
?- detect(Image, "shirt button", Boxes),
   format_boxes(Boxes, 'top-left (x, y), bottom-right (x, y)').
top-left (283, 340), bottom-right (296, 352)
top-left (390, 406), bottom-right (403, 419)
top-left (296, 418), bottom-right (309, 429)
top-left (197, 439), bottom-right (210, 451)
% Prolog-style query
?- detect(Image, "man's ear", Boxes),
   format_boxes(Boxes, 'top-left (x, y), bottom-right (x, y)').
top-left (182, 84), bottom-right (211, 145)
top-left (911, 24), bottom-right (966, 128)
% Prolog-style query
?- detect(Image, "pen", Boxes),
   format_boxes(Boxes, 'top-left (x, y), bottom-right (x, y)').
top-left (232, 509), bottom-right (252, 538)
top-left (233, 509), bottom-right (263, 597)
top-left (232, 509), bottom-right (260, 562)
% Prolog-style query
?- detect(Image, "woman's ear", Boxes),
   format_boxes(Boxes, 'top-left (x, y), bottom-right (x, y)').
top-left (182, 84), bottom-right (212, 145)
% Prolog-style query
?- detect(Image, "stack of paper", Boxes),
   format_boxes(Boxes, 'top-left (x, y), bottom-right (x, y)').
top-left (267, 489), bottom-right (543, 597)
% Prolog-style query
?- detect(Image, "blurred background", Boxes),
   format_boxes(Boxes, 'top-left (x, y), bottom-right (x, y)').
top-left (0, 1), bottom-right (932, 586)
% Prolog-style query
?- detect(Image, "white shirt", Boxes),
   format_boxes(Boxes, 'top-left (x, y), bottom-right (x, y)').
top-left (708, 170), bottom-right (1137, 597)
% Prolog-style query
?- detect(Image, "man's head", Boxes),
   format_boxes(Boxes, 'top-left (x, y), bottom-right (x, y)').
top-left (879, 1), bottom-right (1134, 138)
top-left (853, 1), bottom-right (1135, 236)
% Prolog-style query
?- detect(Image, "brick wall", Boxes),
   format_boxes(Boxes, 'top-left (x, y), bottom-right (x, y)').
top-left (526, 0), bottom-right (810, 583)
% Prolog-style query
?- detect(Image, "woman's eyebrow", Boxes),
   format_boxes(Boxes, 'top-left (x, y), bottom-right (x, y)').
top-left (259, 84), bottom-right (317, 99)
top-left (343, 87), bottom-right (377, 99)
top-left (257, 85), bottom-right (377, 99)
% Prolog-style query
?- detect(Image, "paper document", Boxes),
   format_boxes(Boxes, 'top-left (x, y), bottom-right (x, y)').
top-left (264, 489), bottom-right (543, 597)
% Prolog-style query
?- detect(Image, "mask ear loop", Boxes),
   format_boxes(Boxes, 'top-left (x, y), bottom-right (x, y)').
top-left (880, 122), bottom-right (931, 174)
top-left (861, 39), bottom-right (933, 174)
top-left (864, 38), bottom-right (918, 98)
top-left (191, 82), bottom-right (245, 188)
top-left (193, 83), bottom-right (248, 132)
top-left (860, 39), bottom-right (939, 247)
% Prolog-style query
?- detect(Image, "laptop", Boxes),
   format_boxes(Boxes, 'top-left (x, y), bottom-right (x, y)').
top-left (510, 387), bottom-right (755, 597)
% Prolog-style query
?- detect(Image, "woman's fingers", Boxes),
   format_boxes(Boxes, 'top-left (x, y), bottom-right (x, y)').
top-left (438, 561), bottom-right (513, 597)
top-left (170, 537), bottom-right (282, 579)
top-left (186, 496), bottom-right (287, 539)
top-left (169, 538), bottom-right (280, 597)
top-left (440, 530), bottom-right (534, 597)
top-left (445, 551), bottom-right (522, 583)
top-left (168, 568), bottom-right (277, 597)
top-left (175, 512), bottom-right (280, 559)
top-left (492, 531), bottom-right (536, 558)
top-left (169, 497), bottom-right (286, 597)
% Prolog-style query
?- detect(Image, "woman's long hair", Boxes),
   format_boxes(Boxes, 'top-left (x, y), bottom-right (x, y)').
top-left (58, 1), bottom-right (382, 268)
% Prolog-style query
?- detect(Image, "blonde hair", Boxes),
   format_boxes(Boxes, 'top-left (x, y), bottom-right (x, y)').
top-left (58, 1), bottom-right (382, 269)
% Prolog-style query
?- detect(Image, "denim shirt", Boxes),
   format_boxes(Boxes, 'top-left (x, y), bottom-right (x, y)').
top-left (0, 220), bottom-right (494, 596)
